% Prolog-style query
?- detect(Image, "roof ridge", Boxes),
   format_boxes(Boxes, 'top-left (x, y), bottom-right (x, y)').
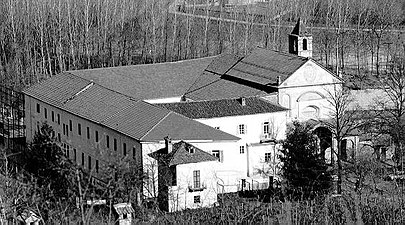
top-left (63, 82), bottom-right (94, 104)
top-left (184, 77), bottom-right (222, 96)
top-left (254, 47), bottom-right (309, 60)
top-left (66, 56), bottom-right (218, 73)
top-left (139, 111), bottom-right (172, 141)
top-left (158, 96), bottom-right (268, 105)
top-left (66, 72), bottom-right (141, 102)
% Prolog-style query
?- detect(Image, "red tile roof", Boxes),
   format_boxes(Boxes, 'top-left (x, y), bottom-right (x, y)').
top-left (156, 97), bottom-right (288, 119)
top-left (23, 73), bottom-right (239, 142)
top-left (149, 141), bottom-right (218, 166)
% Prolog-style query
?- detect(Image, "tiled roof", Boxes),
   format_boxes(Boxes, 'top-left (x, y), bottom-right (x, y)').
top-left (184, 48), bottom-right (308, 101)
top-left (141, 112), bottom-right (239, 141)
top-left (23, 73), bottom-right (239, 142)
top-left (156, 97), bottom-right (288, 119)
top-left (291, 18), bottom-right (309, 36)
top-left (184, 71), bottom-right (270, 101)
top-left (68, 57), bottom-right (216, 100)
top-left (149, 141), bottom-right (218, 166)
top-left (232, 48), bottom-right (308, 84)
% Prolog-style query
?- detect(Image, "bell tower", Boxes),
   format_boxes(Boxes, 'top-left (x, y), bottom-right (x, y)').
top-left (288, 19), bottom-right (312, 58)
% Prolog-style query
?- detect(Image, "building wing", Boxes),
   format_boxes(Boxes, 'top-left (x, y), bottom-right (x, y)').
top-left (23, 73), bottom-right (239, 142)
top-left (156, 96), bottom-right (288, 119)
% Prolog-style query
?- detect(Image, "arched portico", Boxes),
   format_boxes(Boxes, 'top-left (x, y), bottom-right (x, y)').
top-left (313, 126), bottom-right (333, 163)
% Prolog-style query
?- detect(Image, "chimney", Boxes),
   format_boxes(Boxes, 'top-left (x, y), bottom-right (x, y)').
top-left (164, 136), bottom-right (172, 153)
top-left (239, 97), bottom-right (246, 106)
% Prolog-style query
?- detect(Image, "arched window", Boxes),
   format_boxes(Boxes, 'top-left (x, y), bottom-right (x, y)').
top-left (302, 105), bottom-right (319, 118)
top-left (303, 39), bottom-right (308, 50)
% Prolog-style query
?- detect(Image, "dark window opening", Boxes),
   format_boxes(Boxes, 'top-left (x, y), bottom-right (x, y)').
top-left (73, 148), bottom-right (77, 162)
top-left (57, 114), bottom-right (60, 125)
top-left (82, 153), bottom-right (85, 166)
top-left (87, 127), bottom-right (90, 139)
top-left (194, 195), bottom-right (201, 203)
top-left (133, 147), bottom-right (136, 159)
top-left (303, 38), bottom-right (308, 50)
top-left (123, 143), bottom-right (127, 156)
top-left (36, 103), bottom-right (40, 113)
top-left (240, 146), bottom-right (245, 154)
top-left (265, 152), bottom-right (271, 162)
top-left (78, 123), bottom-right (82, 135)
top-left (95, 131), bottom-right (99, 142)
top-left (69, 120), bottom-right (72, 131)
top-left (88, 155), bottom-right (92, 170)
top-left (114, 139), bottom-right (117, 151)
top-left (170, 166), bottom-right (177, 186)
top-left (106, 135), bottom-right (110, 148)
top-left (51, 111), bottom-right (55, 122)
top-left (96, 160), bottom-right (99, 173)
top-left (44, 108), bottom-right (47, 119)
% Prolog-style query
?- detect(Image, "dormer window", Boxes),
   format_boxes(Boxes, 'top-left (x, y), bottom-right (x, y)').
top-left (187, 146), bottom-right (195, 154)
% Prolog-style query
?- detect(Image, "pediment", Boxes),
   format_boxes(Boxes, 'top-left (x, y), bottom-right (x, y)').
top-left (279, 60), bottom-right (341, 88)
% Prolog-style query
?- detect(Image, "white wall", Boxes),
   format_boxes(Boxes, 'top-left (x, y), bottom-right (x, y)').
top-left (168, 161), bottom-right (219, 212)
top-left (141, 140), bottom-right (238, 198)
top-left (278, 60), bottom-right (342, 120)
top-left (247, 142), bottom-right (282, 179)
top-left (195, 111), bottom-right (287, 179)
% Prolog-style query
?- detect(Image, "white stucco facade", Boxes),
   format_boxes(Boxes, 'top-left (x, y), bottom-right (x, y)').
top-left (141, 140), bottom-right (238, 197)
top-left (167, 161), bottom-right (219, 212)
top-left (278, 60), bottom-right (342, 121)
top-left (194, 110), bottom-right (288, 188)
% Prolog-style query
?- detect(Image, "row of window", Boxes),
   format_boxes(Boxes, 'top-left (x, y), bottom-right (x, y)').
top-left (37, 103), bottom-right (61, 125)
top-left (212, 147), bottom-right (271, 162)
top-left (238, 122), bottom-right (273, 135)
top-left (62, 143), bottom-right (99, 173)
top-left (37, 103), bottom-right (136, 159)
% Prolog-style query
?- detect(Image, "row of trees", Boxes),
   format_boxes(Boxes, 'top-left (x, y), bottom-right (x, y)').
top-left (0, 0), bottom-right (403, 89)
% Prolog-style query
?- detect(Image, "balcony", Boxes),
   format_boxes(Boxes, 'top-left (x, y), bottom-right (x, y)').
top-left (260, 133), bottom-right (276, 143)
top-left (188, 183), bottom-right (207, 192)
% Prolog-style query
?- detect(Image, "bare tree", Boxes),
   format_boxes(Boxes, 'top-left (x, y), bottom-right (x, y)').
top-left (323, 85), bottom-right (362, 194)
top-left (373, 56), bottom-right (405, 171)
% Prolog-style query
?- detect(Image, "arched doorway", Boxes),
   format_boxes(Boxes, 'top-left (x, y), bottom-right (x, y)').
top-left (313, 127), bottom-right (332, 163)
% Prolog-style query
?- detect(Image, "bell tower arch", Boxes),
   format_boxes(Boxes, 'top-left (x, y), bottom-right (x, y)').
top-left (288, 18), bottom-right (313, 58)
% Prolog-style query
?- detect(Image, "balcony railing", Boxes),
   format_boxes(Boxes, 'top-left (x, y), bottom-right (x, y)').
top-left (188, 183), bottom-right (207, 192)
top-left (260, 133), bottom-right (276, 143)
